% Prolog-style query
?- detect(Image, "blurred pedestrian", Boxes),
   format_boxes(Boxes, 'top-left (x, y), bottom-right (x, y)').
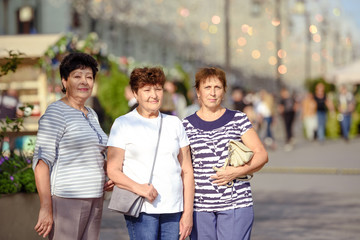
top-left (301, 91), bottom-right (318, 141)
top-left (0, 89), bottom-right (22, 119)
top-left (231, 86), bottom-right (247, 112)
top-left (337, 85), bottom-right (355, 141)
top-left (314, 82), bottom-right (334, 142)
top-left (242, 91), bottom-right (259, 130)
top-left (107, 67), bottom-right (194, 240)
top-left (160, 89), bottom-right (176, 115)
top-left (278, 87), bottom-right (298, 151)
top-left (257, 90), bottom-right (276, 149)
top-left (32, 52), bottom-right (114, 239)
top-left (164, 81), bottom-right (187, 119)
top-left (124, 85), bottom-right (138, 112)
top-left (182, 67), bottom-right (268, 240)
top-left (185, 89), bottom-right (200, 117)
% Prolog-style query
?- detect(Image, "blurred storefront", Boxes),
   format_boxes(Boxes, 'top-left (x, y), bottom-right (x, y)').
top-left (0, 34), bottom-right (62, 133)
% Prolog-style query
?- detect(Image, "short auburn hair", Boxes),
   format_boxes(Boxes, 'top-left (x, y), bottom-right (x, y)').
top-left (195, 67), bottom-right (227, 92)
top-left (129, 67), bottom-right (166, 93)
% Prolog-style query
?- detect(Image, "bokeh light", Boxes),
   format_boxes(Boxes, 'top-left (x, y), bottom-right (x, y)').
top-left (278, 65), bottom-right (287, 74)
top-left (333, 8), bottom-right (341, 17)
top-left (241, 24), bottom-right (253, 36)
top-left (212, 15), bottom-right (221, 24)
top-left (179, 7), bottom-right (189, 17)
top-left (202, 37), bottom-right (210, 46)
top-left (315, 14), bottom-right (323, 22)
top-left (313, 34), bottom-right (321, 43)
top-left (200, 21), bottom-right (208, 30)
top-left (252, 50), bottom-right (261, 59)
top-left (247, 27), bottom-right (253, 36)
top-left (209, 25), bottom-right (218, 34)
top-left (266, 41), bottom-right (274, 50)
top-left (271, 18), bottom-right (280, 27)
top-left (237, 37), bottom-right (247, 46)
top-left (309, 25), bottom-right (318, 34)
top-left (277, 49), bottom-right (287, 58)
top-left (241, 24), bottom-right (249, 33)
top-left (268, 56), bottom-right (277, 65)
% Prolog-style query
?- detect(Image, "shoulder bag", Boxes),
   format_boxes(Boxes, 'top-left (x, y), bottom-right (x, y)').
top-left (108, 113), bottom-right (163, 217)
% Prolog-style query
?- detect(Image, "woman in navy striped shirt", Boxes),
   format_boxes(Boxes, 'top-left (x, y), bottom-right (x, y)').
top-left (183, 67), bottom-right (268, 240)
top-left (32, 52), bottom-right (114, 239)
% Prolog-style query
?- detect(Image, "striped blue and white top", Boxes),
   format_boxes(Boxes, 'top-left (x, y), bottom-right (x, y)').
top-left (182, 109), bottom-right (253, 212)
top-left (32, 100), bottom-right (108, 198)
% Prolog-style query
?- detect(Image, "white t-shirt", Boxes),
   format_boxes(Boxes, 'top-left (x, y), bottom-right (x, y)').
top-left (107, 109), bottom-right (190, 214)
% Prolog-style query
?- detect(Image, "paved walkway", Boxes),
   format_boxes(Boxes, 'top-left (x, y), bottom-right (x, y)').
top-left (100, 137), bottom-right (360, 240)
top-left (250, 137), bottom-right (360, 240)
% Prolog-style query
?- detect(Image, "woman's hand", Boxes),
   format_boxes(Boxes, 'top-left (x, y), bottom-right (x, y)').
top-left (139, 183), bottom-right (158, 203)
top-left (178, 145), bottom-right (194, 240)
top-left (103, 179), bottom-right (114, 191)
top-left (34, 205), bottom-right (53, 238)
top-left (210, 166), bottom-right (239, 186)
top-left (179, 211), bottom-right (193, 240)
top-left (34, 160), bottom-right (53, 238)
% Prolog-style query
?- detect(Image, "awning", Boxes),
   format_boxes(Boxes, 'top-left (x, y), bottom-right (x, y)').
top-left (0, 34), bottom-right (62, 59)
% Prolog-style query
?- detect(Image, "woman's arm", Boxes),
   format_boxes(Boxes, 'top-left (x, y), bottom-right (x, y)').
top-left (103, 159), bottom-right (114, 192)
top-left (34, 160), bottom-right (53, 238)
top-left (178, 145), bottom-right (195, 240)
top-left (211, 128), bottom-right (268, 186)
top-left (106, 146), bottom-right (158, 202)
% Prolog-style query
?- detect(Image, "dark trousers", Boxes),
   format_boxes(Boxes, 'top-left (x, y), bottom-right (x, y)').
top-left (283, 111), bottom-right (295, 143)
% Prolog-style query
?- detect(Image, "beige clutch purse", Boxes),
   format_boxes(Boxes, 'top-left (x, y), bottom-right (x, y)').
top-left (228, 140), bottom-right (254, 166)
top-left (213, 140), bottom-right (254, 186)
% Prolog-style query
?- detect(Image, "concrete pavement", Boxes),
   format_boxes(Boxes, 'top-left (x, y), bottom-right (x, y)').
top-left (251, 137), bottom-right (360, 240)
top-left (100, 137), bottom-right (360, 240)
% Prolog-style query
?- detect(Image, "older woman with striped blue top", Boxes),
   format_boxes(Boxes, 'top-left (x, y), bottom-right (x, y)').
top-left (32, 52), bottom-right (114, 240)
top-left (182, 67), bottom-right (268, 240)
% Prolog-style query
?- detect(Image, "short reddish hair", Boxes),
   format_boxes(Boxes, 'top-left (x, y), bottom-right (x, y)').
top-left (195, 67), bottom-right (227, 92)
top-left (129, 67), bottom-right (166, 93)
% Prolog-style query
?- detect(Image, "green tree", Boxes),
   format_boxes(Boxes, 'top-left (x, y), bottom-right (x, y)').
top-left (97, 61), bottom-right (129, 133)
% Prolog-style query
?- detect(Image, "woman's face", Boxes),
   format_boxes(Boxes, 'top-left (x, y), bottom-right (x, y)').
top-left (134, 84), bottom-right (163, 114)
top-left (62, 67), bottom-right (94, 100)
top-left (197, 77), bottom-right (225, 110)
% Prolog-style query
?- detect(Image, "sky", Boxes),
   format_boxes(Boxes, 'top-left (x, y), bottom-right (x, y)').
top-left (340, 0), bottom-right (360, 29)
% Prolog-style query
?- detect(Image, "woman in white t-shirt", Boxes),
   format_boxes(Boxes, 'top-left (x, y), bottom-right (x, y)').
top-left (107, 67), bottom-right (194, 240)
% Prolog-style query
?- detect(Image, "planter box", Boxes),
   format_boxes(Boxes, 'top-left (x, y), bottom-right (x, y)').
top-left (0, 193), bottom-right (42, 240)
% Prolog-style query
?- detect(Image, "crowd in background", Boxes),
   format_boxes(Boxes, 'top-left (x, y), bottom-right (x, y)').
top-left (2, 79), bottom-right (359, 154)
top-left (124, 80), bottom-right (359, 152)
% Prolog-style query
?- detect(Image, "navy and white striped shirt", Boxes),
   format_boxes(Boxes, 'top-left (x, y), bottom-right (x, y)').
top-left (182, 109), bottom-right (253, 212)
top-left (32, 100), bottom-right (108, 198)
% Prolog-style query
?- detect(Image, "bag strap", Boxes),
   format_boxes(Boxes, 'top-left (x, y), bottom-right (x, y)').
top-left (148, 113), bottom-right (162, 184)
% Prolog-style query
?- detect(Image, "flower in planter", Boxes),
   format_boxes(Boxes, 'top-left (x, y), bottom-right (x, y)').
top-left (0, 150), bottom-right (36, 194)
top-left (0, 105), bottom-right (36, 195)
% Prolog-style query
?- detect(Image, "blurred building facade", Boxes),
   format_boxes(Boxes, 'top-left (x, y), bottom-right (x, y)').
top-left (1, 0), bottom-right (360, 92)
